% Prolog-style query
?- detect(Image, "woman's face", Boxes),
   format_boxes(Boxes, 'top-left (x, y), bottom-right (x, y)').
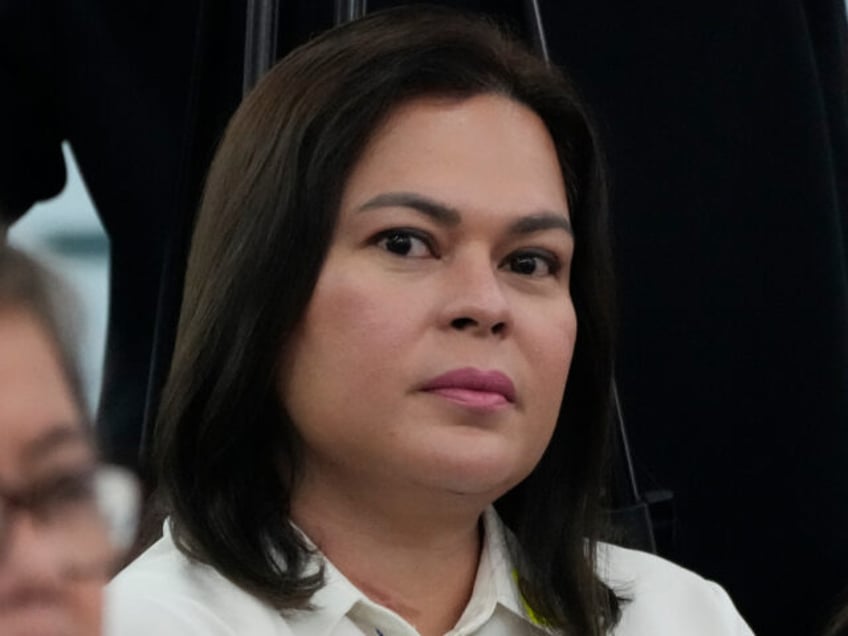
top-left (280, 94), bottom-right (576, 509)
top-left (0, 309), bottom-right (102, 636)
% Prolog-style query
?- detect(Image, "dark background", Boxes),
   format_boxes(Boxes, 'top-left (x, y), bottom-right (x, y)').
top-left (1, 1), bottom-right (846, 633)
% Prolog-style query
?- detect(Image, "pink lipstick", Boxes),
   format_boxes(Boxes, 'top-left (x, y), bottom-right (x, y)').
top-left (420, 367), bottom-right (516, 409)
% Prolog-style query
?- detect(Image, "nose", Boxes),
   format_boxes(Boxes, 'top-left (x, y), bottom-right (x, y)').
top-left (442, 252), bottom-right (511, 337)
top-left (0, 512), bottom-right (64, 592)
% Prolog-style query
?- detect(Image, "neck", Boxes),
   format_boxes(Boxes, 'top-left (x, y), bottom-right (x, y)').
top-left (291, 471), bottom-right (485, 636)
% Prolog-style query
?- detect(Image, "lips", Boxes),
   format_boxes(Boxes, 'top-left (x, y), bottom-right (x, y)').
top-left (420, 367), bottom-right (516, 406)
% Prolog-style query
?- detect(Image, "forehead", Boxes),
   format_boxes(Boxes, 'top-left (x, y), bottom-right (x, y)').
top-left (340, 93), bottom-right (569, 220)
top-left (0, 309), bottom-right (87, 480)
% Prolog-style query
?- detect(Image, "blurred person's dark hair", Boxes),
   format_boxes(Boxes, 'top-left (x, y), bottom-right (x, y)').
top-left (153, 6), bottom-right (618, 634)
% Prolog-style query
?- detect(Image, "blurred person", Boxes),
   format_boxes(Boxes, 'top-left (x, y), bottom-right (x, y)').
top-left (108, 7), bottom-right (752, 635)
top-left (0, 241), bottom-right (138, 636)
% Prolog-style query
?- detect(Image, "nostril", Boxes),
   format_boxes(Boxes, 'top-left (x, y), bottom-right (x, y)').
top-left (451, 317), bottom-right (476, 330)
top-left (450, 317), bottom-right (507, 335)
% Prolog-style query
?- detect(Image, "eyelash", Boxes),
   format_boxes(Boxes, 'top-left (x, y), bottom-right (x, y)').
top-left (501, 250), bottom-right (561, 278)
top-left (373, 228), bottom-right (562, 278)
top-left (374, 228), bottom-right (438, 258)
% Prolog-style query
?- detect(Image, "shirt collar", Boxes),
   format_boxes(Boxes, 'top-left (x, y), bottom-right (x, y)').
top-left (281, 529), bottom-right (360, 635)
top-left (451, 505), bottom-right (522, 632)
top-left (285, 507), bottom-right (547, 635)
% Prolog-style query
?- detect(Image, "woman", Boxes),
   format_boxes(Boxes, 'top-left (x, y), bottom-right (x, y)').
top-left (108, 6), bottom-right (753, 635)
top-left (0, 242), bottom-right (138, 636)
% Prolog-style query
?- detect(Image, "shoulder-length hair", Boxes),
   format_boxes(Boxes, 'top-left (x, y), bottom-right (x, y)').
top-left (155, 5), bottom-right (618, 634)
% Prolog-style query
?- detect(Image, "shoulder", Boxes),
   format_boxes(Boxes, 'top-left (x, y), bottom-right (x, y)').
top-left (105, 525), bottom-right (293, 636)
top-left (597, 543), bottom-right (755, 635)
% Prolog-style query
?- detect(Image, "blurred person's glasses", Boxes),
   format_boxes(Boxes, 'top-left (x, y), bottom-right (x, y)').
top-left (0, 465), bottom-right (140, 577)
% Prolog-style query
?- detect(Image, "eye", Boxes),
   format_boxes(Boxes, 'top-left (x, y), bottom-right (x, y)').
top-left (375, 229), bottom-right (434, 258)
top-left (501, 250), bottom-right (560, 277)
top-left (31, 471), bottom-right (97, 522)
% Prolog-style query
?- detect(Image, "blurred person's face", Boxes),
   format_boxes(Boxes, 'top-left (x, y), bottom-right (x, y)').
top-left (0, 309), bottom-right (102, 636)
top-left (280, 94), bottom-right (575, 512)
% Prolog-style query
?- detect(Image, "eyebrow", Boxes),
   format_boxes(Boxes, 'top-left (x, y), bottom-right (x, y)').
top-left (509, 213), bottom-right (573, 237)
top-left (356, 191), bottom-right (573, 236)
top-left (357, 192), bottom-right (461, 226)
top-left (21, 425), bottom-right (90, 465)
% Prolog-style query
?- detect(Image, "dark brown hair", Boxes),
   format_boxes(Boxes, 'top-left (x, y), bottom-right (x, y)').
top-left (825, 597), bottom-right (848, 636)
top-left (155, 5), bottom-right (618, 633)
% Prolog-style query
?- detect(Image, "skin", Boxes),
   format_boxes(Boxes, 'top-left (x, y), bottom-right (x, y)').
top-left (280, 94), bottom-right (575, 635)
top-left (0, 309), bottom-right (102, 636)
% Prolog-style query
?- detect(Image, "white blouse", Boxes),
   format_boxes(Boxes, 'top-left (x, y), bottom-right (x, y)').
top-left (106, 508), bottom-right (754, 635)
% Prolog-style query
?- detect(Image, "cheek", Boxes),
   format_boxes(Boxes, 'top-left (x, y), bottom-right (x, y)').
top-left (315, 274), bottom-right (395, 342)
top-left (302, 270), bottom-right (424, 375)
top-left (280, 269), bottom-right (425, 420)
top-left (527, 302), bottom-right (577, 415)
top-left (534, 294), bottom-right (576, 354)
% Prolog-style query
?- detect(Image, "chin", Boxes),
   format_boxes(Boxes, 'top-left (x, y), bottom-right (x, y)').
top-left (419, 452), bottom-right (533, 501)
top-left (0, 611), bottom-right (75, 636)
top-left (0, 592), bottom-right (101, 636)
